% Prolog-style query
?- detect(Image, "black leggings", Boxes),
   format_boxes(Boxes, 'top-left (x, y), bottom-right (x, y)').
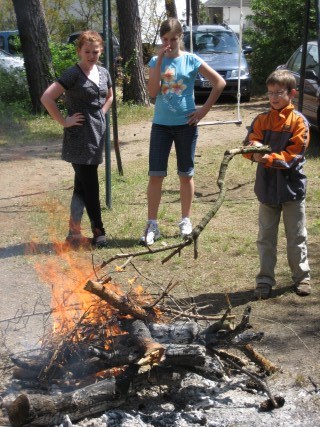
top-left (69, 163), bottom-right (104, 234)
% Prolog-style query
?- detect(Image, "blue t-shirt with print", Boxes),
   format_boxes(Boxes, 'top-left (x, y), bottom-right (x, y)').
top-left (149, 52), bottom-right (202, 125)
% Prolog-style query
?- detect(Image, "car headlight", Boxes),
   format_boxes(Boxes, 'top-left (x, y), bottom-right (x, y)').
top-left (229, 67), bottom-right (249, 78)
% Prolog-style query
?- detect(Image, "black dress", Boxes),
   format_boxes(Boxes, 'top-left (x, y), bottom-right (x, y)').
top-left (58, 64), bottom-right (112, 165)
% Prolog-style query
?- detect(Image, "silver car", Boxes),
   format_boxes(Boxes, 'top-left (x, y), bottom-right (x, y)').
top-left (277, 41), bottom-right (319, 131)
top-left (0, 49), bottom-right (24, 71)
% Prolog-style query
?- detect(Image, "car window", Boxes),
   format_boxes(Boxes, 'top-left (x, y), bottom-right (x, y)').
top-left (0, 37), bottom-right (4, 50)
top-left (288, 48), bottom-right (303, 73)
top-left (184, 31), bottom-right (238, 53)
top-left (287, 44), bottom-right (319, 77)
top-left (306, 45), bottom-right (319, 75)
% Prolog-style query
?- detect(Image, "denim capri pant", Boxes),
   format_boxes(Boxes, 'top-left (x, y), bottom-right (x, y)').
top-left (149, 123), bottom-right (198, 177)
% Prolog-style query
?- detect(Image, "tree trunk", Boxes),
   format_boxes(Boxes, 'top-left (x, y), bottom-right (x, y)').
top-left (165, 0), bottom-right (178, 18)
top-left (116, 0), bottom-right (149, 105)
top-left (12, 0), bottom-right (54, 114)
top-left (192, 0), bottom-right (200, 25)
top-left (186, 0), bottom-right (200, 26)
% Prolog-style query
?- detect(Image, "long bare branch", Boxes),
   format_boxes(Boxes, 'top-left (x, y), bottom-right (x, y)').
top-left (100, 146), bottom-right (271, 266)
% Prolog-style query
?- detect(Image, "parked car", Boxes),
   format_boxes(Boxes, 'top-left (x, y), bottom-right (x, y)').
top-left (0, 30), bottom-right (20, 54)
top-left (0, 49), bottom-right (24, 71)
top-left (183, 24), bottom-right (252, 102)
top-left (276, 41), bottom-right (319, 131)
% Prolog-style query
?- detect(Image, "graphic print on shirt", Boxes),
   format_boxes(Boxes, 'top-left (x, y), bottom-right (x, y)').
top-left (161, 66), bottom-right (187, 96)
top-left (161, 66), bottom-right (187, 113)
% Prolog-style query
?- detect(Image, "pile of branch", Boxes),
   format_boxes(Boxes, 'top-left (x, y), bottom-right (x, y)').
top-left (4, 278), bottom-right (281, 427)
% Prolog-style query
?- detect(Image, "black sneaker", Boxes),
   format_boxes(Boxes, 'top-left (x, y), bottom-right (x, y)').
top-left (92, 228), bottom-right (108, 248)
top-left (93, 235), bottom-right (108, 248)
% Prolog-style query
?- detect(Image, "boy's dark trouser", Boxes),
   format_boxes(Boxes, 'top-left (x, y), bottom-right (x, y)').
top-left (69, 163), bottom-right (104, 234)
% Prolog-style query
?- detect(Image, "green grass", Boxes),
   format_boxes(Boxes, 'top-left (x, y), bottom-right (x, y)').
top-left (48, 132), bottom-right (319, 296)
top-left (2, 103), bottom-right (319, 300)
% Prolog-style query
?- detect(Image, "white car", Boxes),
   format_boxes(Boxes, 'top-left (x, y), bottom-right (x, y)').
top-left (0, 49), bottom-right (24, 71)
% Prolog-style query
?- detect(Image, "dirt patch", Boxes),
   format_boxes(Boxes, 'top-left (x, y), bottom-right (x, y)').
top-left (0, 98), bottom-right (319, 426)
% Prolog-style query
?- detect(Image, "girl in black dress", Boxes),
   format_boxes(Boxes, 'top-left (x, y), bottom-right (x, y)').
top-left (41, 30), bottom-right (113, 248)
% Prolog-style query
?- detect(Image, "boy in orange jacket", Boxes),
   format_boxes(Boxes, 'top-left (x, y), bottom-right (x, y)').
top-left (243, 69), bottom-right (311, 299)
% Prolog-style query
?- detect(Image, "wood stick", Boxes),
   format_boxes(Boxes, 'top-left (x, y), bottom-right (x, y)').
top-left (242, 344), bottom-right (280, 375)
top-left (224, 357), bottom-right (279, 409)
top-left (84, 280), bottom-right (157, 321)
top-left (158, 305), bottom-right (235, 321)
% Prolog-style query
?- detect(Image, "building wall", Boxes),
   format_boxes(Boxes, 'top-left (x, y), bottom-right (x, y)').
top-left (205, 5), bottom-right (252, 29)
top-left (224, 6), bottom-right (252, 28)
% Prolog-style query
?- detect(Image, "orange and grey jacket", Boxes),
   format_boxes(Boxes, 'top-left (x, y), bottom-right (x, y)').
top-left (243, 103), bottom-right (310, 205)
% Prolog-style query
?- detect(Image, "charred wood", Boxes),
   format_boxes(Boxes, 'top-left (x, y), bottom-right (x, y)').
top-left (7, 365), bottom-right (185, 426)
top-left (183, 355), bottom-right (225, 381)
top-left (163, 344), bottom-right (206, 367)
top-left (7, 367), bottom-right (136, 427)
top-left (121, 319), bottom-right (165, 367)
top-left (148, 321), bottom-right (199, 344)
top-left (88, 346), bottom-right (142, 366)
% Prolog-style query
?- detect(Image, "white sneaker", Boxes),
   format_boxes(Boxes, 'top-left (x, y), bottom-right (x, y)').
top-left (179, 218), bottom-right (192, 237)
top-left (139, 222), bottom-right (161, 246)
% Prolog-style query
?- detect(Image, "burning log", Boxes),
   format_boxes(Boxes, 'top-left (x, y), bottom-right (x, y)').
top-left (90, 343), bottom-right (208, 370)
top-left (11, 321), bottom-right (202, 383)
top-left (84, 280), bottom-right (157, 321)
top-left (121, 319), bottom-right (164, 368)
top-left (5, 275), bottom-right (280, 426)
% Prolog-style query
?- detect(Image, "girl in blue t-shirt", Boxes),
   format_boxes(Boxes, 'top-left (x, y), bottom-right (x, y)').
top-left (140, 18), bottom-right (226, 246)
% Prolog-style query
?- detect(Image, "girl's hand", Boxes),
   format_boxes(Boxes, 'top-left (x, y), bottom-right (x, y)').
top-left (158, 44), bottom-right (171, 60)
top-left (64, 113), bottom-right (85, 128)
top-left (187, 108), bottom-right (206, 126)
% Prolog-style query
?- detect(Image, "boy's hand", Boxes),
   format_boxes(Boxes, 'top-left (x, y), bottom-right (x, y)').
top-left (251, 141), bottom-right (263, 147)
top-left (253, 153), bottom-right (268, 163)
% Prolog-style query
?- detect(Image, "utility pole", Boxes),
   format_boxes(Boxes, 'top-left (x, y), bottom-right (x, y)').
top-left (102, 0), bottom-right (112, 208)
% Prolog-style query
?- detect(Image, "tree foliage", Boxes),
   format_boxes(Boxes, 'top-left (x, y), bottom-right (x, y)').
top-left (0, 0), bottom-right (16, 28)
top-left (245, 0), bottom-right (317, 90)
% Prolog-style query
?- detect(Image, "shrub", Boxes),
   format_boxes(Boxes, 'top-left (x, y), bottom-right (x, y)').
top-left (49, 42), bottom-right (78, 77)
top-left (0, 68), bottom-right (30, 105)
top-left (245, 0), bottom-right (317, 91)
